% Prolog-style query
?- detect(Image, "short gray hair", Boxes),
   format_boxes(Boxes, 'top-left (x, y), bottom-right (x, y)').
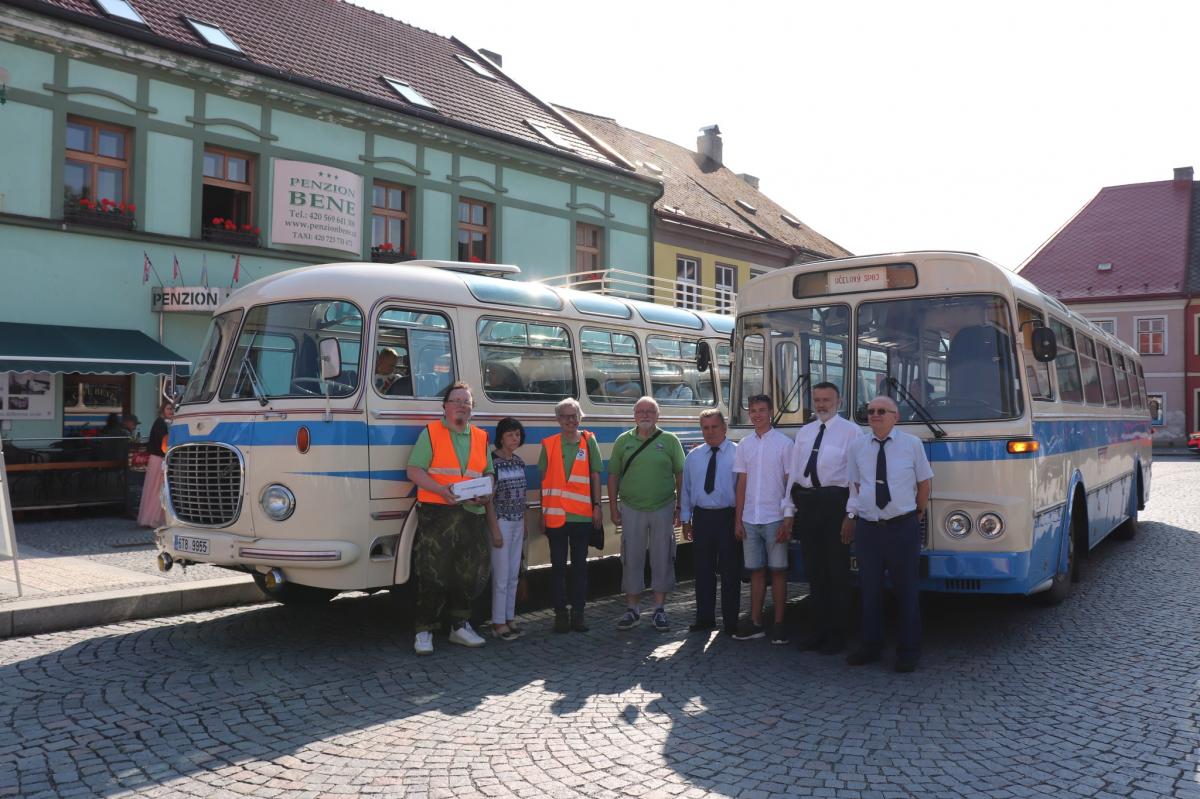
top-left (634, 396), bottom-right (660, 413)
top-left (699, 408), bottom-right (725, 425)
top-left (555, 397), bottom-right (584, 419)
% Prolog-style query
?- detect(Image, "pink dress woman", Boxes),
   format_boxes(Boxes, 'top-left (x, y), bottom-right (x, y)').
top-left (137, 404), bottom-right (173, 528)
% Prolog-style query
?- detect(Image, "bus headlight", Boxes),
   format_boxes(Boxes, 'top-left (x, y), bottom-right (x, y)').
top-left (260, 484), bottom-right (296, 521)
top-left (944, 511), bottom-right (972, 539)
top-left (977, 512), bottom-right (1004, 539)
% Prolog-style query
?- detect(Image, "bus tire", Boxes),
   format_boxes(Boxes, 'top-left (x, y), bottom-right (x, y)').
top-left (1038, 498), bottom-right (1083, 606)
top-left (252, 572), bottom-right (338, 605)
top-left (1112, 472), bottom-right (1142, 541)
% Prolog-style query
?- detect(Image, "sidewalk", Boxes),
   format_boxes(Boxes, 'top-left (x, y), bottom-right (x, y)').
top-left (0, 513), bottom-right (264, 638)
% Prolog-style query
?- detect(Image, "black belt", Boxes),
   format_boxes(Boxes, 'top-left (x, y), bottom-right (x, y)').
top-left (792, 485), bottom-right (849, 495)
top-left (863, 510), bottom-right (918, 526)
top-left (693, 506), bottom-right (736, 513)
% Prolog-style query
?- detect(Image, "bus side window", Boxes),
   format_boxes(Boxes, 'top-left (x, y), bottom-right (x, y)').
top-left (581, 328), bottom-right (643, 404)
top-left (478, 318), bottom-right (576, 402)
top-left (375, 308), bottom-right (453, 399)
top-left (1049, 319), bottom-right (1083, 403)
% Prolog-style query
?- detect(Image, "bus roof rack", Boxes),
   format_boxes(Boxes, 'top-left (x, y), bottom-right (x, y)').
top-left (404, 260), bottom-right (522, 278)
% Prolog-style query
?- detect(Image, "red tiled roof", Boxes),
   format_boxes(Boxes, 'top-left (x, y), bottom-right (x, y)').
top-left (560, 107), bottom-right (850, 259)
top-left (1019, 179), bottom-right (1191, 300)
top-left (28, 0), bottom-right (621, 168)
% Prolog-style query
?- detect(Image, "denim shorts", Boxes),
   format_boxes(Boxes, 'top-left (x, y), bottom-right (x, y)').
top-left (742, 520), bottom-right (788, 571)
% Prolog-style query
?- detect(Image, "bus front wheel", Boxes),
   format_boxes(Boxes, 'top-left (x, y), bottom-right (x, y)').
top-left (253, 572), bottom-right (338, 605)
top-left (1038, 510), bottom-right (1080, 607)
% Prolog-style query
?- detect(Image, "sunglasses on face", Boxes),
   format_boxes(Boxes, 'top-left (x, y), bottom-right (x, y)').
top-left (867, 408), bottom-right (894, 416)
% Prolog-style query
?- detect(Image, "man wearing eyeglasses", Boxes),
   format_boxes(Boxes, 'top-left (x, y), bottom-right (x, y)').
top-left (842, 396), bottom-right (933, 673)
top-left (406, 380), bottom-right (497, 656)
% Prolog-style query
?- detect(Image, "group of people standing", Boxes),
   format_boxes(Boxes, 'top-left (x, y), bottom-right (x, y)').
top-left (408, 380), bottom-right (933, 673)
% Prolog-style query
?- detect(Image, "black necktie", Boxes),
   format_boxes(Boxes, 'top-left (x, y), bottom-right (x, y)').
top-left (704, 445), bottom-right (719, 494)
top-left (803, 423), bottom-right (825, 488)
top-left (875, 438), bottom-right (891, 509)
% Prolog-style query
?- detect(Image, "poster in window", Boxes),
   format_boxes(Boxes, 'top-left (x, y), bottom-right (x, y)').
top-left (1147, 393), bottom-right (1164, 426)
top-left (1, 373), bottom-right (55, 420)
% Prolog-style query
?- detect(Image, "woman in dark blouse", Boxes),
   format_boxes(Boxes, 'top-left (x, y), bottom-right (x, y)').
top-left (489, 417), bottom-right (528, 640)
top-left (136, 401), bottom-right (173, 528)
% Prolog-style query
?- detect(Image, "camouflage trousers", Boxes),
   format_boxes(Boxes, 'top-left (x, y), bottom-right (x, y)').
top-left (413, 503), bottom-right (491, 633)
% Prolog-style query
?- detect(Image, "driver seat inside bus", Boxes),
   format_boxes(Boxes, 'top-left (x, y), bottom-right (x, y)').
top-left (947, 324), bottom-right (1010, 411)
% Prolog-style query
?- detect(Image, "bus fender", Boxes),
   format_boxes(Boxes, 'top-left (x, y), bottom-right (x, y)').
top-left (393, 506), bottom-right (420, 584)
top-left (1056, 470), bottom-right (1086, 576)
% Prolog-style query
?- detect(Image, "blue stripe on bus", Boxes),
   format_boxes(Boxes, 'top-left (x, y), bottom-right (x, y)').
top-left (922, 419), bottom-right (1149, 462)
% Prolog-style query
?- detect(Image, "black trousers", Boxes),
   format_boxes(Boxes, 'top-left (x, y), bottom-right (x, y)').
top-left (856, 513), bottom-right (922, 658)
top-left (691, 506), bottom-right (742, 627)
top-left (792, 486), bottom-right (852, 642)
top-left (548, 521), bottom-right (590, 612)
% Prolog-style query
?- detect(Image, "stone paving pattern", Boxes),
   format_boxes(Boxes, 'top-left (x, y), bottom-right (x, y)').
top-left (2, 516), bottom-right (228, 601)
top-left (1, 459), bottom-right (1198, 798)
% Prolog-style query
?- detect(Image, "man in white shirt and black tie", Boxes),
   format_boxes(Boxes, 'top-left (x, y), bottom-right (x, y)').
top-left (784, 382), bottom-right (861, 655)
top-left (842, 395), bottom-right (933, 673)
top-left (681, 409), bottom-right (741, 635)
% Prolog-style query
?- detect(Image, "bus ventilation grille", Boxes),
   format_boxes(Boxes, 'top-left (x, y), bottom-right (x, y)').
top-left (944, 578), bottom-right (982, 591)
top-left (166, 443), bottom-right (244, 527)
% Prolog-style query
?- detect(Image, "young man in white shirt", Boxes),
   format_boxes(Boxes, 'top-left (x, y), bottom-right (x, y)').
top-left (842, 395), bottom-right (933, 673)
top-left (784, 381), bottom-right (861, 654)
top-left (732, 394), bottom-right (793, 644)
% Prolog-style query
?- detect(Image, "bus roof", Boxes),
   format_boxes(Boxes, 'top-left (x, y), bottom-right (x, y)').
top-left (224, 260), bottom-right (734, 337)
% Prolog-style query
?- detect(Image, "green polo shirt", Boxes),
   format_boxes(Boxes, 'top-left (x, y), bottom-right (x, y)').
top-left (538, 434), bottom-right (602, 522)
top-left (608, 427), bottom-right (684, 512)
top-left (409, 420), bottom-right (494, 515)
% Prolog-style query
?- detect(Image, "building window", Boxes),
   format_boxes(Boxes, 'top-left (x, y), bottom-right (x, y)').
top-left (64, 117), bottom-right (132, 219)
top-left (573, 223), bottom-right (603, 290)
top-left (1136, 317), bottom-right (1165, 355)
top-left (715, 264), bottom-right (737, 313)
top-left (202, 147), bottom-right (257, 244)
top-left (675, 256), bottom-right (700, 310)
top-left (1090, 318), bottom-right (1116, 336)
top-left (371, 181), bottom-right (411, 261)
top-left (457, 198), bottom-right (492, 262)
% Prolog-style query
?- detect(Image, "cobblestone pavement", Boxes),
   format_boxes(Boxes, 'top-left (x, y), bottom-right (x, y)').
top-left (1, 515), bottom-right (228, 601)
top-left (1, 459), bottom-right (1198, 799)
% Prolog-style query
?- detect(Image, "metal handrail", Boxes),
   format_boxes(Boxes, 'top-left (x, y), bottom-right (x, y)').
top-left (536, 268), bottom-right (736, 314)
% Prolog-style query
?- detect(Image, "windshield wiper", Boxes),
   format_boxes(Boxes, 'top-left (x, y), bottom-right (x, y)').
top-left (884, 376), bottom-right (946, 439)
top-left (773, 373), bottom-right (811, 426)
top-left (235, 354), bottom-right (270, 407)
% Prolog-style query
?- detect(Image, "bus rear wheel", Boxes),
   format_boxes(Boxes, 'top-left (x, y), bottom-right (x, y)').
top-left (252, 572), bottom-right (338, 605)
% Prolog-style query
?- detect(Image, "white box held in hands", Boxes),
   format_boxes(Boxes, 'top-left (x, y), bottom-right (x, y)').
top-left (451, 476), bottom-right (493, 501)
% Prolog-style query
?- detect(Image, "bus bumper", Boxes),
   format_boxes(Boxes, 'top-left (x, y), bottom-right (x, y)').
top-left (154, 526), bottom-right (361, 569)
top-left (917, 549), bottom-right (1039, 594)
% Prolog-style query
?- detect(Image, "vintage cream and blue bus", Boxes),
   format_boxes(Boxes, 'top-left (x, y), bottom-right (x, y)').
top-left (732, 251), bottom-right (1151, 603)
top-left (156, 261), bottom-right (732, 603)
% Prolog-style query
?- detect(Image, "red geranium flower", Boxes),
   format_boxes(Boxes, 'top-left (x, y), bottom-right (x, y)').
top-left (252, 226), bottom-right (260, 235)
top-left (468, 255), bottom-right (483, 263)
top-left (127, 204), bottom-right (136, 213)
top-left (224, 220), bottom-right (236, 231)
top-left (408, 250), bottom-right (417, 257)
top-left (381, 242), bottom-right (394, 251)
top-left (212, 217), bottom-right (223, 226)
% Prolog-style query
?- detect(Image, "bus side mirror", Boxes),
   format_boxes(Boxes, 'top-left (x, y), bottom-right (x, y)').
top-left (696, 340), bottom-right (712, 372)
top-left (319, 338), bottom-right (342, 380)
top-left (1031, 327), bottom-right (1057, 362)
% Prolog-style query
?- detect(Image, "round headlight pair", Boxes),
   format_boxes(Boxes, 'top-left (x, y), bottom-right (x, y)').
top-left (260, 484), bottom-right (296, 521)
top-left (943, 510), bottom-right (1005, 540)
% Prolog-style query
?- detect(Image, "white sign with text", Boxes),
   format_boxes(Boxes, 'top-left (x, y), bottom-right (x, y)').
top-left (270, 159), bottom-right (363, 255)
top-left (0, 372), bottom-right (54, 420)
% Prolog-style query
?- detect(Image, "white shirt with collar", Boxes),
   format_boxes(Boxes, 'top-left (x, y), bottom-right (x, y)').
top-left (846, 427), bottom-right (934, 521)
top-left (784, 413), bottom-right (862, 515)
top-left (733, 427), bottom-right (792, 525)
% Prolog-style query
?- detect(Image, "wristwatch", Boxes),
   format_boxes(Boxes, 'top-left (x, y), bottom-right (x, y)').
top-left (846, 512), bottom-right (857, 520)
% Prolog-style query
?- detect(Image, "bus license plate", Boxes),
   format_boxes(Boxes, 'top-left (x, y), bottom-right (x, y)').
top-left (175, 535), bottom-right (209, 555)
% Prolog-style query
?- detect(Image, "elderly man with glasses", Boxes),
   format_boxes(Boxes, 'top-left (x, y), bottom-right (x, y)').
top-left (842, 395), bottom-right (933, 673)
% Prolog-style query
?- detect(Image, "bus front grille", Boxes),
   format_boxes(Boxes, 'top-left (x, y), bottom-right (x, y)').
top-left (944, 578), bottom-right (982, 591)
top-left (166, 443), bottom-right (244, 527)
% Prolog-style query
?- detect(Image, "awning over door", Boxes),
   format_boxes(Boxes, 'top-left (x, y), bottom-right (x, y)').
top-left (0, 322), bottom-right (191, 375)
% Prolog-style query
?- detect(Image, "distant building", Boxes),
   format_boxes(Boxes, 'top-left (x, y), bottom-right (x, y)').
top-left (1019, 167), bottom-right (1197, 444)
top-left (560, 110), bottom-right (850, 312)
top-left (0, 0), bottom-right (656, 439)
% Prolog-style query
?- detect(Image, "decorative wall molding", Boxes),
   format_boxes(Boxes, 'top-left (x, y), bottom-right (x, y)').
top-left (446, 174), bottom-right (507, 193)
top-left (44, 83), bottom-right (156, 113)
top-left (359, 155), bottom-right (429, 175)
top-left (185, 115), bottom-right (278, 141)
top-left (566, 202), bottom-right (613, 218)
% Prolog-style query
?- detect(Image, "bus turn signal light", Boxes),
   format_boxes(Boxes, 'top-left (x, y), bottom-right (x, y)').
top-left (1007, 439), bottom-right (1038, 454)
top-left (297, 426), bottom-right (311, 454)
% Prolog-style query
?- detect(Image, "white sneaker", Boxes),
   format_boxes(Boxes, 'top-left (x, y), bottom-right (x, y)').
top-left (448, 621), bottom-right (486, 648)
top-left (413, 631), bottom-right (434, 655)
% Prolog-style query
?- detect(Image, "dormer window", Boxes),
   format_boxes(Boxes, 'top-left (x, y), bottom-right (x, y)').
top-left (184, 18), bottom-right (243, 53)
top-left (735, 199), bottom-right (757, 214)
top-left (781, 213), bottom-right (802, 227)
top-left (94, 0), bottom-right (146, 25)
top-left (383, 77), bottom-right (436, 110)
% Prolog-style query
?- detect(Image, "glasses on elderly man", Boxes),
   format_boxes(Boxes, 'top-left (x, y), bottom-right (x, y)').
top-left (866, 407), bottom-right (894, 416)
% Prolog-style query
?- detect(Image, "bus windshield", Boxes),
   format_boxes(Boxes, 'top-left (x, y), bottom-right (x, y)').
top-left (180, 309), bottom-right (242, 405)
top-left (855, 294), bottom-right (1020, 423)
top-left (217, 300), bottom-right (363, 401)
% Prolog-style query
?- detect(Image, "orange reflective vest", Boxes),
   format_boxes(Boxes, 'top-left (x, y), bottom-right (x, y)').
top-left (416, 420), bottom-right (489, 505)
top-left (541, 430), bottom-right (594, 528)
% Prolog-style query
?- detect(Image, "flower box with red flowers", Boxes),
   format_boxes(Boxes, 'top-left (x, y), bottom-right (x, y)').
top-left (370, 243), bottom-right (418, 263)
top-left (203, 218), bottom-right (261, 247)
top-left (64, 198), bottom-right (137, 230)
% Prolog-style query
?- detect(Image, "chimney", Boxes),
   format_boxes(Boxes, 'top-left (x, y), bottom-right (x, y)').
top-left (738, 173), bottom-right (759, 189)
top-left (697, 125), bottom-right (722, 167)
top-left (1174, 166), bottom-right (1193, 183)
top-left (479, 48), bottom-right (503, 67)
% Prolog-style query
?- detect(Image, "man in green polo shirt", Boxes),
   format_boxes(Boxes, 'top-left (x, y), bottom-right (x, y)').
top-left (607, 396), bottom-right (685, 632)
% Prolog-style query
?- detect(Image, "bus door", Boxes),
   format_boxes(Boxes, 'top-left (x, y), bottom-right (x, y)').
top-left (366, 306), bottom-right (456, 500)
